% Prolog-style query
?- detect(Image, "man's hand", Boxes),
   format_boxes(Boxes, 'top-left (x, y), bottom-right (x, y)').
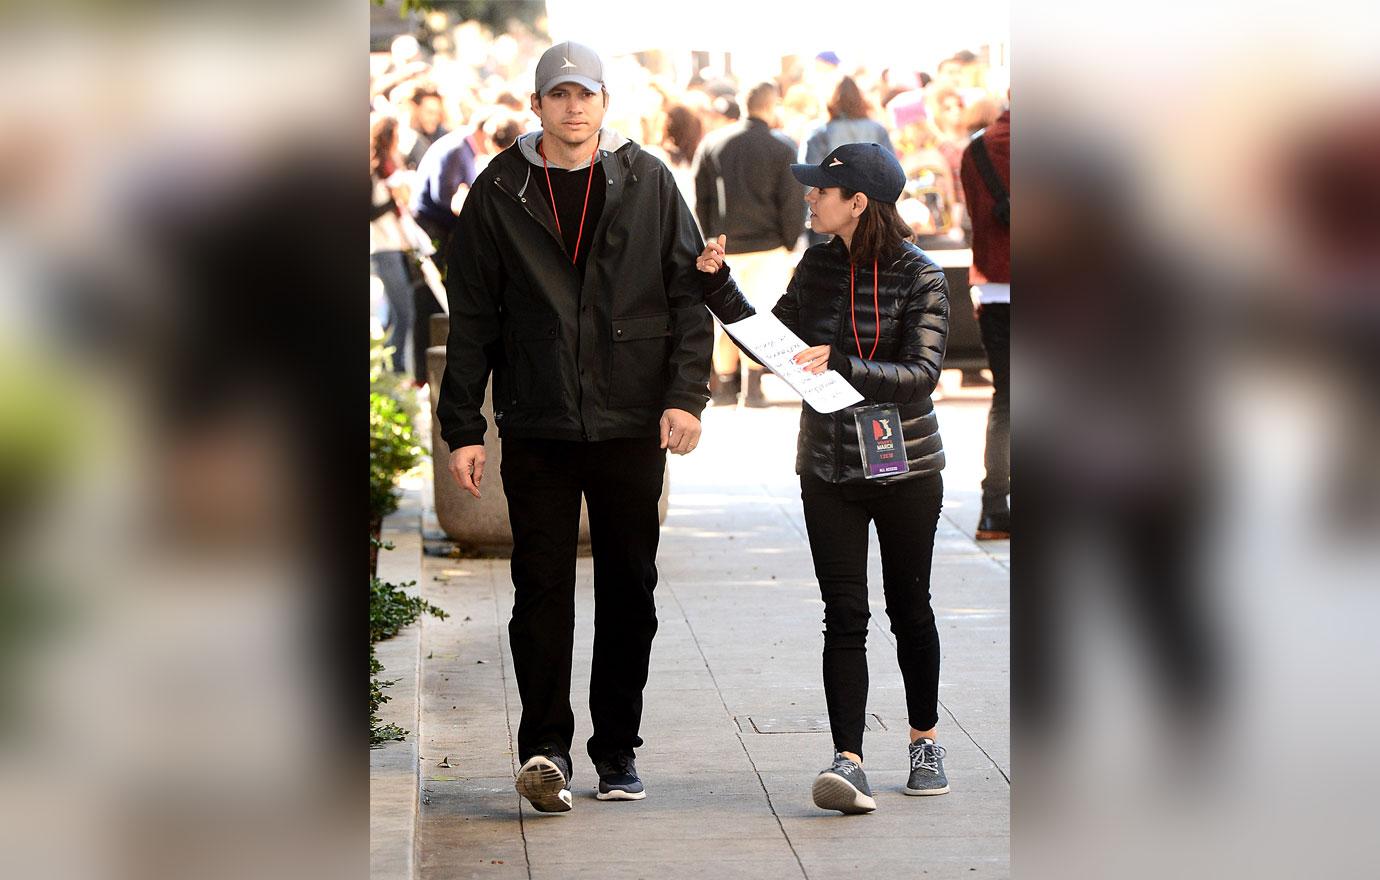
top-left (448, 445), bottom-right (486, 498)
top-left (659, 408), bottom-right (702, 455)
top-left (696, 234), bottom-right (727, 273)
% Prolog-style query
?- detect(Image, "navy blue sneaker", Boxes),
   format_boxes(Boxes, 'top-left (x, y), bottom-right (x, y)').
top-left (811, 752), bottom-right (877, 814)
top-left (594, 752), bottom-right (646, 801)
top-left (515, 752), bottom-right (573, 813)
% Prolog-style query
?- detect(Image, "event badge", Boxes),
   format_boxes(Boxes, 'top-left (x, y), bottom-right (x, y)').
top-left (853, 404), bottom-right (909, 479)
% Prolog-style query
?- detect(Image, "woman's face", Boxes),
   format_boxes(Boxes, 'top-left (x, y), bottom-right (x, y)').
top-left (941, 97), bottom-right (964, 127)
top-left (805, 186), bottom-right (862, 239)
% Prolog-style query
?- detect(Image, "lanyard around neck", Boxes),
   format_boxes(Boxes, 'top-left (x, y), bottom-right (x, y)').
top-left (850, 259), bottom-right (880, 359)
top-left (538, 138), bottom-right (598, 264)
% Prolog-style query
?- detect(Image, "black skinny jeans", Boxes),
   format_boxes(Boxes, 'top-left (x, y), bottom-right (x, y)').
top-left (801, 472), bottom-right (944, 760)
top-left (500, 437), bottom-right (666, 766)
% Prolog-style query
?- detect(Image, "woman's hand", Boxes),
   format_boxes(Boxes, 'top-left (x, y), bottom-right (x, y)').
top-left (794, 344), bottom-right (832, 375)
top-left (696, 234), bottom-right (727, 273)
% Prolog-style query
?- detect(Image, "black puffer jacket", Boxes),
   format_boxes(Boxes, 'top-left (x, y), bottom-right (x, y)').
top-left (704, 237), bottom-right (949, 483)
top-left (437, 133), bottom-right (712, 451)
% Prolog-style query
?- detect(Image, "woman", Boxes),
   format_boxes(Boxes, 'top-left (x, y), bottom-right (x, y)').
top-left (697, 142), bottom-right (951, 814)
top-left (802, 77), bottom-right (896, 246)
top-left (370, 113), bottom-right (421, 377)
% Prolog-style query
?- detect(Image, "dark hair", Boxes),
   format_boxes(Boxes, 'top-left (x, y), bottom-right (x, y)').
top-left (744, 80), bottom-right (779, 117)
top-left (370, 115), bottom-right (399, 177)
top-left (827, 76), bottom-right (872, 121)
top-left (409, 85), bottom-right (441, 105)
top-left (839, 187), bottom-right (914, 266)
top-left (663, 104), bottom-right (703, 165)
top-left (918, 71), bottom-right (933, 88)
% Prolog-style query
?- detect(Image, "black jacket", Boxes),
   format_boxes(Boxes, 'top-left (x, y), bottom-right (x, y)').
top-left (694, 118), bottom-right (805, 254)
top-left (437, 134), bottom-right (712, 451)
top-left (704, 237), bottom-right (949, 483)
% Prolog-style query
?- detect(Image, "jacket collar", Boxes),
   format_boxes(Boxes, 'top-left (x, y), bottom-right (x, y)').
top-left (516, 127), bottom-right (631, 171)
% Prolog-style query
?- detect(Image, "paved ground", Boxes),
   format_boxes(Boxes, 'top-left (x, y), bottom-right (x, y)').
top-left (378, 372), bottom-right (1009, 879)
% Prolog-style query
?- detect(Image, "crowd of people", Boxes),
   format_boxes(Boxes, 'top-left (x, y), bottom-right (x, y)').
top-left (368, 22), bottom-right (1009, 388)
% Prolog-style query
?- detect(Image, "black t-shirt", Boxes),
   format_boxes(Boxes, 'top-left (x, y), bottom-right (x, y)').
top-left (529, 158), bottom-right (607, 278)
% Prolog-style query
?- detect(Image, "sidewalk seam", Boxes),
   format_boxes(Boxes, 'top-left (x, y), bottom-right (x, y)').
top-left (869, 619), bottom-right (1012, 786)
top-left (664, 577), bottom-right (811, 880)
top-left (491, 564), bottom-right (533, 879)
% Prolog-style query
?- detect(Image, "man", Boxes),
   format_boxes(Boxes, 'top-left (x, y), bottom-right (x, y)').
top-left (411, 110), bottom-right (524, 251)
top-left (959, 101), bottom-right (1011, 539)
top-left (436, 41), bottom-right (712, 813)
top-left (399, 84), bottom-right (448, 169)
top-left (693, 81), bottom-right (805, 406)
top-left (408, 111), bottom-right (523, 384)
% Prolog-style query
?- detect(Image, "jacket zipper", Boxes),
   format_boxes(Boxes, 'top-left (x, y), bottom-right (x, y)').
top-left (491, 168), bottom-right (574, 263)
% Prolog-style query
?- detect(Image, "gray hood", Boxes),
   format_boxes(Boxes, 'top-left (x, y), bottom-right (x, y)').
top-left (516, 128), bottom-right (632, 171)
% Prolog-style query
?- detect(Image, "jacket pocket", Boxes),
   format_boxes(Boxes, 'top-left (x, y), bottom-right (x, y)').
top-left (502, 319), bottom-right (561, 408)
top-left (608, 313), bottom-right (671, 408)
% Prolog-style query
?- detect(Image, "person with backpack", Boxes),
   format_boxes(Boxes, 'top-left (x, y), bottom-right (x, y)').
top-left (960, 104), bottom-right (1011, 540)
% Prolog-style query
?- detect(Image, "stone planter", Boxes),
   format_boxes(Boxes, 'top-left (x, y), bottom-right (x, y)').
top-left (426, 345), bottom-right (669, 556)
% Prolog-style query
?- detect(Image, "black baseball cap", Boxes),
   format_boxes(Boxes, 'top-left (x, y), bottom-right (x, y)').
top-left (790, 142), bottom-right (906, 204)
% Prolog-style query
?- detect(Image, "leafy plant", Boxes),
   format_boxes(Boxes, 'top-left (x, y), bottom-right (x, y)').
top-left (369, 335), bottom-right (424, 572)
top-left (371, 576), bottom-right (447, 643)
top-left (370, 646), bottom-right (406, 745)
top-left (369, 576), bottom-right (447, 745)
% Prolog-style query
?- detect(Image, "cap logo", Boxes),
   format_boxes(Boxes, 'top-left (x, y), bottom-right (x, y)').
top-left (560, 56), bottom-right (578, 69)
top-left (828, 158), bottom-right (845, 166)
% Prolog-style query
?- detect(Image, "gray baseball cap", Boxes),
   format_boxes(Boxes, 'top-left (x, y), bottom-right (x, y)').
top-left (535, 41), bottom-right (605, 97)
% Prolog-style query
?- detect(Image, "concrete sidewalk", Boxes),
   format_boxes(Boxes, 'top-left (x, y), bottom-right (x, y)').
top-left (403, 379), bottom-right (1008, 879)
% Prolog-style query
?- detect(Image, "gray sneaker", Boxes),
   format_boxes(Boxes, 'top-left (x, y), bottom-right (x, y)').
top-left (904, 738), bottom-right (950, 796)
top-left (515, 752), bottom-right (573, 812)
top-left (811, 752), bottom-right (878, 814)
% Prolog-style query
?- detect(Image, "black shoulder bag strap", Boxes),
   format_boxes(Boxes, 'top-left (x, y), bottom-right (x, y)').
top-left (970, 130), bottom-right (1010, 228)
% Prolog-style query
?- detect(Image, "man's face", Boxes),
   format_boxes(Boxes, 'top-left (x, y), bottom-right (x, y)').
top-left (938, 62), bottom-right (964, 90)
top-left (530, 82), bottom-right (607, 149)
top-left (414, 96), bottom-right (444, 135)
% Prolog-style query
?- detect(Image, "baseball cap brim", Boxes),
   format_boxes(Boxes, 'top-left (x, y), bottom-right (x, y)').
top-left (538, 74), bottom-right (602, 96)
top-left (790, 163), bottom-right (843, 190)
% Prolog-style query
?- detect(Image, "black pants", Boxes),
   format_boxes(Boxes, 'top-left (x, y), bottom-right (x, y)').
top-left (978, 303), bottom-right (1011, 509)
top-left (500, 438), bottom-right (666, 765)
top-left (801, 472), bottom-right (944, 760)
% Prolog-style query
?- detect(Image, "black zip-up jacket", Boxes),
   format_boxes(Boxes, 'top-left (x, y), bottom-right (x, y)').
top-left (703, 237), bottom-right (949, 483)
top-left (694, 118), bottom-right (805, 254)
top-left (437, 132), bottom-right (712, 451)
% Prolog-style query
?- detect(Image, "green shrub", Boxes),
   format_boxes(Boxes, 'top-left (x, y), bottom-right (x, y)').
top-left (370, 576), bottom-right (447, 643)
top-left (369, 577), bottom-right (446, 746)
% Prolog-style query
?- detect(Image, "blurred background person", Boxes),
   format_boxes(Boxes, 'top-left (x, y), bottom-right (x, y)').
top-left (398, 83), bottom-right (449, 170)
top-left (803, 76), bottom-right (895, 246)
top-left (370, 113), bottom-right (425, 379)
top-left (410, 108), bottom-right (525, 257)
top-left (959, 99), bottom-right (1011, 539)
top-left (693, 80), bottom-right (805, 407)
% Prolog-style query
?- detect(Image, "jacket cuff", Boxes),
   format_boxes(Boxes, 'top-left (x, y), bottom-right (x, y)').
top-left (445, 431), bottom-right (486, 452)
top-left (663, 391), bottom-right (708, 420)
top-left (698, 261), bottom-right (731, 294)
top-left (829, 347), bottom-right (854, 377)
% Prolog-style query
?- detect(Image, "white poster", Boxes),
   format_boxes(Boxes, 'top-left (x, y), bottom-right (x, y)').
top-left (720, 313), bottom-right (864, 414)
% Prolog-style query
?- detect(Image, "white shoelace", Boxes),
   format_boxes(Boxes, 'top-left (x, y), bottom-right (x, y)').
top-left (910, 742), bottom-right (946, 773)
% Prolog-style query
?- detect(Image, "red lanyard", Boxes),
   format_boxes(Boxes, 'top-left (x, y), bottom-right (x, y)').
top-left (539, 138), bottom-right (598, 264)
top-left (850, 259), bottom-right (880, 359)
